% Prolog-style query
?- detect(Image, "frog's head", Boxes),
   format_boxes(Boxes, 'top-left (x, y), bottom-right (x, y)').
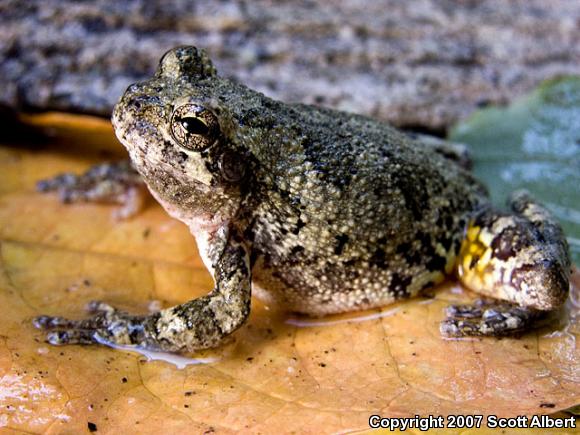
top-left (112, 46), bottom-right (260, 222)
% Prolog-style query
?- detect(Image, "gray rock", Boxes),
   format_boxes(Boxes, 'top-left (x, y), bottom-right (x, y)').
top-left (1, 0), bottom-right (579, 130)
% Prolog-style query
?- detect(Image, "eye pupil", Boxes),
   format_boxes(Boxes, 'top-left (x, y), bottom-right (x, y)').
top-left (171, 104), bottom-right (219, 151)
top-left (180, 117), bottom-right (209, 135)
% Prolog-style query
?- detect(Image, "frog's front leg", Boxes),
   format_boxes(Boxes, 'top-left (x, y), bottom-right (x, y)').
top-left (441, 191), bottom-right (570, 336)
top-left (34, 225), bottom-right (251, 352)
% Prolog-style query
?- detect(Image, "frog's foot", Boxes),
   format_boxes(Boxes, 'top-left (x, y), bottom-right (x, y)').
top-left (33, 225), bottom-right (253, 352)
top-left (449, 191), bottom-right (570, 336)
top-left (440, 299), bottom-right (543, 336)
top-left (37, 160), bottom-right (146, 219)
top-left (33, 301), bottom-right (151, 347)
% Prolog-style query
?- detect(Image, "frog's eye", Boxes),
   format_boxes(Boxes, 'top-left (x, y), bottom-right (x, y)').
top-left (170, 104), bottom-right (220, 151)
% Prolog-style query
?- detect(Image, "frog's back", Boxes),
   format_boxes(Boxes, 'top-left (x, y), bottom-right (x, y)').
top-left (246, 102), bottom-right (488, 314)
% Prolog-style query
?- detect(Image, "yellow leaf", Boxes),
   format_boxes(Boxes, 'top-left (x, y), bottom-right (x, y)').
top-left (0, 113), bottom-right (578, 433)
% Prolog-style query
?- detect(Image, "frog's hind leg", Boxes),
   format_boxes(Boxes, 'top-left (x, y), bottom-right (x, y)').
top-left (441, 191), bottom-right (570, 337)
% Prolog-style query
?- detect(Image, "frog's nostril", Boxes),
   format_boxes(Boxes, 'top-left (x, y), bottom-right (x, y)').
top-left (126, 83), bottom-right (140, 94)
top-left (127, 95), bottom-right (161, 111)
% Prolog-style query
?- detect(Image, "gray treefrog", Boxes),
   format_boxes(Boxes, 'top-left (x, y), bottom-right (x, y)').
top-left (34, 47), bottom-right (571, 351)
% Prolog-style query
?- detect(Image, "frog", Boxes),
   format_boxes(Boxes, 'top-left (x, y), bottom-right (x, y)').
top-left (33, 46), bottom-right (571, 352)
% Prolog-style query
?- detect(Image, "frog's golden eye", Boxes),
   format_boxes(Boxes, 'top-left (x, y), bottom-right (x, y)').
top-left (170, 104), bottom-right (219, 151)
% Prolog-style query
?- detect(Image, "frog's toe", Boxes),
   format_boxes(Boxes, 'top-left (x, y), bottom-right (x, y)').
top-left (444, 299), bottom-right (487, 319)
top-left (33, 315), bottom-right (77, 329)
top-left (441, 302), bottom-right (542, 337)
top-left (34, 305), bottom-right (151, 347)
top-left (86, 300), bottom-right (116, 314)
top-left (46, 329), bottom-right (98, 345)
top-left (33, 306), bottom-right (117, 332)
top-left (34, 314), bottom-right (102, 345)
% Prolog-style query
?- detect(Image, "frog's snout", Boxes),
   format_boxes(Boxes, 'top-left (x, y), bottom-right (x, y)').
top-left (157, 46), bottom-right (217, 81)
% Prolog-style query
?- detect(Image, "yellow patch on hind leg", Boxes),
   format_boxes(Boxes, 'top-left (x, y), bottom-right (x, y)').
top-left (455, 221), bottom-right (505, 299)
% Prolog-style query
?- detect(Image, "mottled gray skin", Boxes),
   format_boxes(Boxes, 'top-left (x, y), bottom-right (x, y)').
top-left (34, 47), bottom-right (571, 351)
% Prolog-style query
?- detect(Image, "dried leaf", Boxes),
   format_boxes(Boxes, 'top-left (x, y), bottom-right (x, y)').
top-left (0, 113), bottom-right (578, 433)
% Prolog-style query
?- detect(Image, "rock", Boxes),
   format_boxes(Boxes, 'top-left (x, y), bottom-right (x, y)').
top-left (1, 0), bottom-right (578, 130)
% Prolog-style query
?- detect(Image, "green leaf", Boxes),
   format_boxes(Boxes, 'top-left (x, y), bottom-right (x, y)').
top-left (450, 77), bottom-right (580, 265)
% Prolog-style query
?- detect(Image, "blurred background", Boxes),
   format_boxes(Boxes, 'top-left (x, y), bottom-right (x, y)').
top-left (1, 0), bottom-right (579, 262)
top-left (1, 0), bottom-right (579, 133)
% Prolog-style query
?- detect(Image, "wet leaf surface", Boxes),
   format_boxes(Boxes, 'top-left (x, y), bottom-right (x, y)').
top-left (0, 113), bottom-right (578, 433)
